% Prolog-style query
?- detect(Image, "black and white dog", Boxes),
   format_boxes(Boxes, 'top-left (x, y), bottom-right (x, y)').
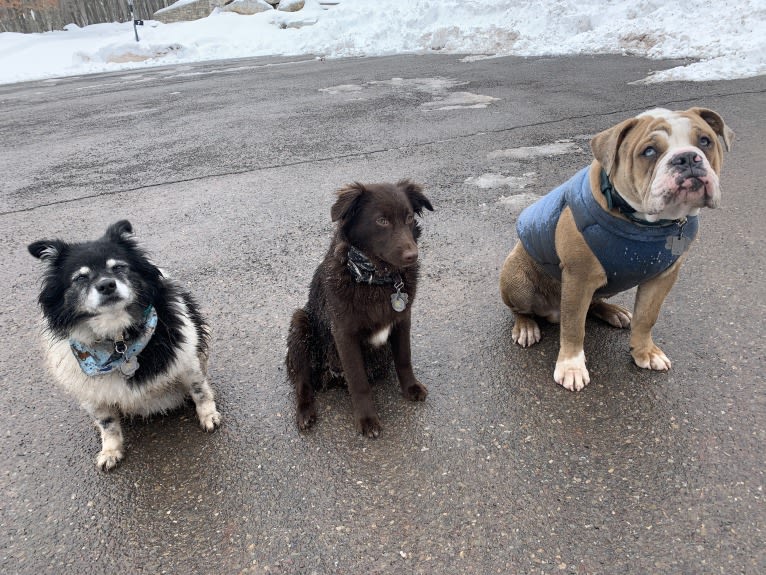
top-left (28, 220), bottom-right (220, 471)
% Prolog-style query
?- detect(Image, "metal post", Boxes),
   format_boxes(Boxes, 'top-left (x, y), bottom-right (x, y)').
top-left (128, 1), bottom-right (141, 42)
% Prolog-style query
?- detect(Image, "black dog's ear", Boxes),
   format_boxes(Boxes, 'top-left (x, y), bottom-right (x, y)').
top-left (331, 183), bottom-right (366, 222)
top-left (398, 179), bottom-right (433, 216)
top-left (105, 220), bottom-right (134, 241)
top-left (28, 239), bottom-right (66, 262)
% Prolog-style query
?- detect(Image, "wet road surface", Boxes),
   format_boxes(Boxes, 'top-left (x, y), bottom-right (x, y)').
top-left (1, 54), bottom-right (764, 574)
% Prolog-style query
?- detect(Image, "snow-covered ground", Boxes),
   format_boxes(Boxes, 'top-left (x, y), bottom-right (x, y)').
top-left (1, 0), bottom-right (764, 85)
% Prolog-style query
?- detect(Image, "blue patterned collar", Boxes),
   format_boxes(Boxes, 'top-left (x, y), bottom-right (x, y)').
top-left (69, 306), bottom-right (158, 378)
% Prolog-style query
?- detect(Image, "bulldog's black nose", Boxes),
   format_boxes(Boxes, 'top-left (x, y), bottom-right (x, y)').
top-left (95, 278), bottom-right (117, 295)
top-left (671, 151), bottom-right (704, 168)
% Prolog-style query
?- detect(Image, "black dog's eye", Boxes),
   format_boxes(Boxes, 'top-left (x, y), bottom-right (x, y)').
top-left (376, 217), bottom-right (390, 226)
top-left (73, 273), bottom-right (89, 283)
top-left (111, 264), bottom-right (128, 273)
top-left (699, 136), bottom-right (712, 147)
top-left (641, 146), bottom-right (657, 158)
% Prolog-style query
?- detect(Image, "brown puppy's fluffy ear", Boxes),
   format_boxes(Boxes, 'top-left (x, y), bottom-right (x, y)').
top-left (688, 107), bottom-right (735, 152)
top-left (590, 117), bottom-right (639, 177)
top-left (398, 179), bottom-right (433, 216)
top-left (331, 183), bottom-right (366, 222)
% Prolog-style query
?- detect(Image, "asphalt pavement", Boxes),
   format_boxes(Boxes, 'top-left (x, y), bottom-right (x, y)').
top-left (1, 53), bottom-right (764, 574)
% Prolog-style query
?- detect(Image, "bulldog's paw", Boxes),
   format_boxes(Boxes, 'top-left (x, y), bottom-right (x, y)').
top-left (590, 301), bottom-right (632, 328)
top-left (512, 315), bottom-right (541, 347)
top-left (356, 413), bottom-right (381, 438)
top-left (632, 345), bottom-right (672, 371)
top-left (96, 448), bottom-right (123, 471)
top-left (554, 352), bottom-right (590, 391)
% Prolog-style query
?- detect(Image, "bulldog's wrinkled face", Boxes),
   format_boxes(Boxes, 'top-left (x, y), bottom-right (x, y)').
top-left (591, 107), bottom-right (734, 222)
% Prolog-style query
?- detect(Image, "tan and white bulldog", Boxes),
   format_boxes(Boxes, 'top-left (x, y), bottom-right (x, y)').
top-left (500, 107), bottom-right (733, 391)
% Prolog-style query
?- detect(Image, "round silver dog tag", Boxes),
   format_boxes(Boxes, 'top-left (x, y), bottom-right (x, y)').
top-left (391, 291), bottom-right (409, 312)
top-left (119, 357), bottom-right (139, 377)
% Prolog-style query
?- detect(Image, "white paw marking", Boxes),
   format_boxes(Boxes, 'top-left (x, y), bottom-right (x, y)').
top-left (554, 351), bottom-right (590, 391)
top-left (635, 348), bottom-right (672, 371)
top-left (97, 449), bottom-right (123, 471)
top-left (606, 308), bottom-right (632, 328)
top-left (513, 321), bottom-right (541, 348)
top-left (197, 403), bottom-right (221, 431)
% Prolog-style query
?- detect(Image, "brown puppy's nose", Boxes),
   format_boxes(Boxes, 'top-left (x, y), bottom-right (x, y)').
top-left (401, 247), bottom-right (418, 265)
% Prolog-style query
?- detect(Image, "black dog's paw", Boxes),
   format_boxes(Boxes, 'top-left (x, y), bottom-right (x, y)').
top-left (96, 448), bottom-right (123, 471)
top-left (356, 414), bottom-right (381, 438)
top-left (297, 402), bottom-right (317, 431)
top-left (402, 380), bottom-right (428, 402)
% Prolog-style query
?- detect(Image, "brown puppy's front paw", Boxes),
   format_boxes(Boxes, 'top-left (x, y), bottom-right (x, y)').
top-left (402, 380), bottom-right (428, 402)
top-left (632, 345), bottom-right (672, 371)
top-left (512, 315), bottom-right (541, 347)
top-left (297, 401), bottom-right (317, 431)
top-left (589, 301), bottom-right (632, 328)
top-left (356, 414), bottom-right (381, 438)
top-left (554, 352), bottom-right (590, 391)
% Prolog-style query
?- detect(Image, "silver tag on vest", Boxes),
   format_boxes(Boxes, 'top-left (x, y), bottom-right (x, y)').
top-left (665, 235), bottom-right (691, 256)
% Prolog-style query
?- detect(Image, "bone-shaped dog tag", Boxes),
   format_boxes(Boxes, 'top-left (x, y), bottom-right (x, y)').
top-left (391, 291), bottom-right (409, 312)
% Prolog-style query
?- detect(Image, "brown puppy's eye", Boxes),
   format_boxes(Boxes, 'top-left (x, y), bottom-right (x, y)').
top-left (376, 217), bottom-right (389, 226)
top-left (699, 136), bottom-right (712, 147)
top-left (406, 214), bottom-right (414, 224)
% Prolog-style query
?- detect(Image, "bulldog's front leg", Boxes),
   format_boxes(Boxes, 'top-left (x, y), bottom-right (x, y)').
top-left (554, 210), bottom-right (607, 391)
top-left (630, 259), bottom-right (683, 371)
top-left (555, 270), bottom-right (599, 391)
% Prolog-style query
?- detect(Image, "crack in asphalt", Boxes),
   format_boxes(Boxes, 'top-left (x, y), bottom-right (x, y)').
top-left (1, 89), bottom-right (759, 218)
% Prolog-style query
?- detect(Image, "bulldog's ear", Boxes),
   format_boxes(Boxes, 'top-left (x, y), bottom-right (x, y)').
top-left (28, 239), bottom-right (66, 262)
top-left (688, 107), bottom-right (734, 152)
top-left (105, 220), bottom-right (134, 241)
top-left (331, 183), bottom-right (366, 223)
top-left (590, 118), bottom-right (639, 177)
top-left (398, 179), bottom-right (433, 216)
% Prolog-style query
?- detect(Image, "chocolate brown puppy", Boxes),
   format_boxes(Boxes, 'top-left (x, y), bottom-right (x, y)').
top-left (286, 180), bottom-right (433, 436)
top-left (500, 108), bottom-right (733, 390)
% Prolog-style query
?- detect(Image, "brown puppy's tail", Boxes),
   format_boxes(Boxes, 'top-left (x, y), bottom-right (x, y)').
top-left (286, 309), bottom-right (317, 430)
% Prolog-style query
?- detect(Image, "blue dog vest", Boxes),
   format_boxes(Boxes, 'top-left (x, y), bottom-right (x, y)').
top-left (516, 167), bottom-right (699, 296)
